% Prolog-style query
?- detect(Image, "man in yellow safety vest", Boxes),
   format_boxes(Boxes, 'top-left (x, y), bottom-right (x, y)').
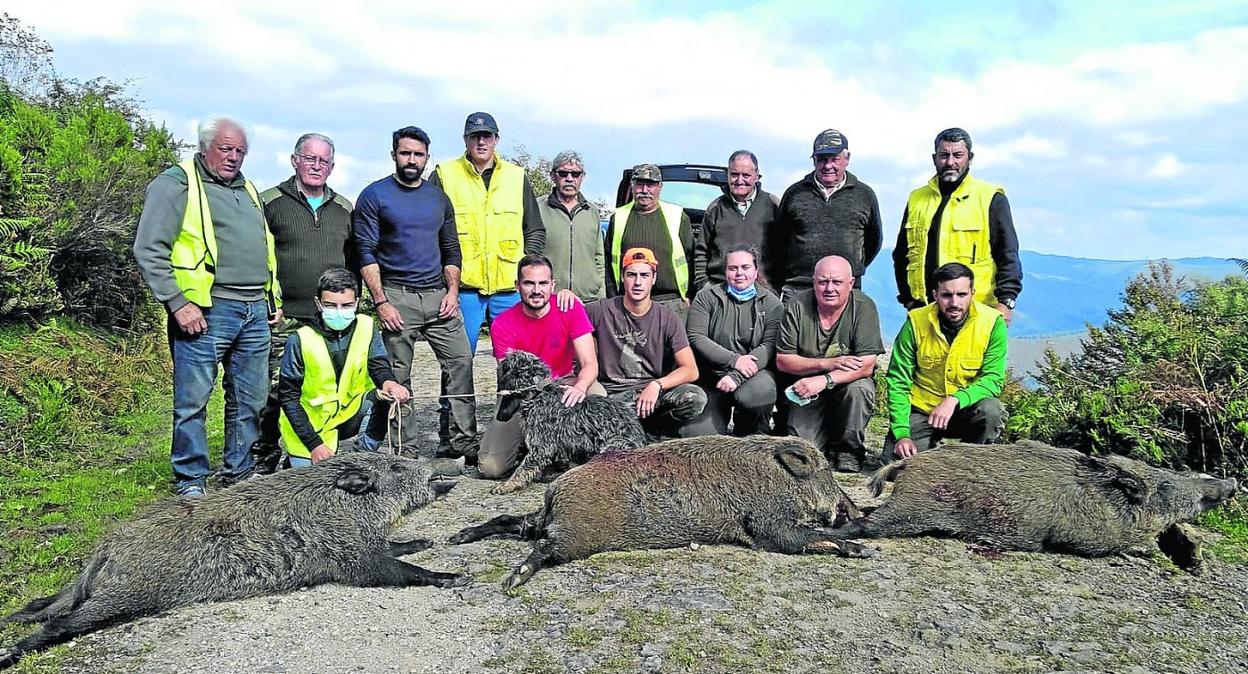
top-left (134, 117), bottom-right (283, 497)
top-left (278, 267), bottom-right (411, 467)
top-left (604, 164), bottom-right (700, 323)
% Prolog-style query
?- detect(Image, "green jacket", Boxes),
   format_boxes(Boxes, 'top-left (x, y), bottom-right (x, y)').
top-left (537, 192), bottom-right (604, 301)
top-left (885, 308), bottom-right (1008, 440)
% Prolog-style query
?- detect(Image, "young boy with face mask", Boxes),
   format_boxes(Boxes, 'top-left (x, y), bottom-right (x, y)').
top-left (277, 267), bottom-right (411, 467)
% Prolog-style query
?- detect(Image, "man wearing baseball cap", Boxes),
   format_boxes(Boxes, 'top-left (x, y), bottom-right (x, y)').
top-left (604, 164), bottom-right (700, 323)
top-left (765, 129), bottom-right (883, 300)
top-left (431, 111), bottom-right (546, 356)
top-left (586, 246), bottom-right (706, 438)
top-left (430, 111), bottom-right (546, 452)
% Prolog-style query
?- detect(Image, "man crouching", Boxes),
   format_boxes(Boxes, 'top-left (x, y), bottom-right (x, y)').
top-left (279, 268), bottom-right (411, 465)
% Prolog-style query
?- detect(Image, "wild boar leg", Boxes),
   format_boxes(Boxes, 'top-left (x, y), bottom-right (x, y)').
top-left (502, 540), bottom-right (564, 590)
top-left (449, 511), bottom-right (544, 544)
top-left (384, 539), bottom-right (435, 557)
top-left (745, 517), bottom-right (875, 557)
top-left (0, 600), bottom-right (127, 669)
top-left (1, 590), bottom-right (64, 626)
top-left (355, 555), bottom-right (469, 588)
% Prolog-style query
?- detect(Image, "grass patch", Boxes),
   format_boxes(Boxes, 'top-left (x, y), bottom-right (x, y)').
top-left (0, 319), bottom-right (230, 671)
top-left (1197, 496), bottom-right (1248, 565)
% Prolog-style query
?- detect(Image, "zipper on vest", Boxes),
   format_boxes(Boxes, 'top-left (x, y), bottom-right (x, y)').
top-left (972, 244), bottom-right (977, 264)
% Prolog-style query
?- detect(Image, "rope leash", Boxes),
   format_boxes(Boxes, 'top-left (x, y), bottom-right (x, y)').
top-left (379, 381), bottom-right (545, 403)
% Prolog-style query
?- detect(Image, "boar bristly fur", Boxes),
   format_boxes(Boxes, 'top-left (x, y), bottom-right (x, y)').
top-left (451, 435), bottom-right (873, 589)
top-left (835, 440), bottom-right (1239, 567)
top-left (0, 454), bottom-right (467, 669)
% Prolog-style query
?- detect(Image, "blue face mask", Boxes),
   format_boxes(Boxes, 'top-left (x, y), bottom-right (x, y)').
top-left (322, 306), bottom-right (356, 331)
top-left (725, 283), bottom-right (757, 301)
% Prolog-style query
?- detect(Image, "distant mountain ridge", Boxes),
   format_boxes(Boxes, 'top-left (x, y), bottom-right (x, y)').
top-left (863, 251), bottom-right (1241, 342)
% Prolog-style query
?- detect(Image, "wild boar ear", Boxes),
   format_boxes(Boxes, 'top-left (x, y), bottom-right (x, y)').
top-left (335, 468), bottom-right (379, 495)
top-left (1083, 455), bottom-right (1148, 504)
top-left (774, 444), bottom-right (817, 478)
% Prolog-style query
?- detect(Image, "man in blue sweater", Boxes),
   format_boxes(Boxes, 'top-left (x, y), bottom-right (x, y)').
top-left (353, 126), bottom-right (478, 459)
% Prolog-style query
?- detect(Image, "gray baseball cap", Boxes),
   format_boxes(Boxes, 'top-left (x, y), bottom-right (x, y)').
top-left (811, 129), bottom-right (849, 157)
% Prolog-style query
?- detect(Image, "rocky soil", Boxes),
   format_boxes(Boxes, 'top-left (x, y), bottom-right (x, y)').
top-left (29, 341), bottom-right (1248, 673)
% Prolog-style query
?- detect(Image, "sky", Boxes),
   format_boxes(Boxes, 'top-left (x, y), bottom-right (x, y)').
top-left (9, 0), bottom-right (1248, 260)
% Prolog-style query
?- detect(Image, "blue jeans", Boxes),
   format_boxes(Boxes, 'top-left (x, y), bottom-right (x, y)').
top-left (458, 289), bottom-right (520, 355)
top-left (168, 298), bottom-right (270, 490)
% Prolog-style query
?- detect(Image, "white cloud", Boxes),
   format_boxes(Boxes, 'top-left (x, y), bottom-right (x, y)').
top-left (1148, 154), bottom-right (1186, 178)
top-left (975, 133), bottom-right (1068, 169)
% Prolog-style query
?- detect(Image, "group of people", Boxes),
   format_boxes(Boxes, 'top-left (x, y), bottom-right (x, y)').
top-left (133, 111), bottom-right (1022, 496)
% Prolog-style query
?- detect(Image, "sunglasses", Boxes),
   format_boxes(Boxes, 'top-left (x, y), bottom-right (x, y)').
top-left (555, 170), bottom-right (583, 178)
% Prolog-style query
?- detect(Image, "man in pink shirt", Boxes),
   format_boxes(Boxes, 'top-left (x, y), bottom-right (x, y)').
top-left (479, 254), bottom-right (605, 479)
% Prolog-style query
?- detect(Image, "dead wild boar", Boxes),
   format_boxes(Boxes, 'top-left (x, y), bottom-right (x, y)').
top-left (450, 435), bottom-right (874, 589)
top-left (831, 440), bottom-right (1239, 569)
top-left (0, 453), bottom-right (467, 669)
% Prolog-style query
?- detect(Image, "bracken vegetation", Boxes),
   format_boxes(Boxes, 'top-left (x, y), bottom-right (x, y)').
top-left (1004, 262), bottom-right (1247, 477)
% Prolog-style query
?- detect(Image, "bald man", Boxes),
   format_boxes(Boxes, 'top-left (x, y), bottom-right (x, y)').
top-left (775, 255), bottom-right (884, 472)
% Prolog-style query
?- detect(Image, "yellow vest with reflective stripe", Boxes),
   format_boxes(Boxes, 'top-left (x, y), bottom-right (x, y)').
top-left (609, 200), bottom-right (689, 298)
top-left (169, 158), bottom-right (281, 308)
top-left (435, 154), bottom-right (526, 295)
top-left (902, 174), bottom-right (1004, 306)
top-left (278, 315), bottom-right (376, 458)
top-left (908, 301), bottom-right (1001, 413)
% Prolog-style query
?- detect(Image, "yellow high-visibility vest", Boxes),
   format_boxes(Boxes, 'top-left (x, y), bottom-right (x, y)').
top-left (908, 301), bottom-right (1001, 412)
top-left (278, 315), bottom-right (376, 458)
top-left (609, 200), bottom-right (689, 298)
top-left (168, 158), bottom-right (280, 307)
top-left (435, 154), bottom-right (526, 295)
top-left (902, 173), bottom-right (1004, 306)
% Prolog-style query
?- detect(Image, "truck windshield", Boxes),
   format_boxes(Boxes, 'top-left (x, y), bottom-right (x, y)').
top-left (659, 182), bottom-right (723, 211)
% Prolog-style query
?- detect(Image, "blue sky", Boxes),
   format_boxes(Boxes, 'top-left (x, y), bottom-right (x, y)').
top-left (10, 0), bottom-right (1248, 260)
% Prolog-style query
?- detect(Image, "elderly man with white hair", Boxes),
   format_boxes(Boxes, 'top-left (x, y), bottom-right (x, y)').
top-left (536, 149), bottom-right (604, 310)
top-left (134, 117), bottom-right (282, 496)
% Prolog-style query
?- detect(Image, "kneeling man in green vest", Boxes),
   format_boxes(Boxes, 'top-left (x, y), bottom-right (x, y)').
top-left (881, 262), bottom-right (1008, 463)
top-left (279, 268), bottom-right (410, 466)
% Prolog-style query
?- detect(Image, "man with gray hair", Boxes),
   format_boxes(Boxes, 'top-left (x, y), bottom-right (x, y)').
top-left (250, 132), bottom-right (356, 473)
top-left (537, 150), bottom-right (604, 310)
top-left (694, 150), bottom-right (780, 286)
top-left (134, 117), bottom-right (282, 496)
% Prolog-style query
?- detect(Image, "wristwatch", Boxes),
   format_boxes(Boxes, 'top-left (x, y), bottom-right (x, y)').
top-left (1001, 297), bottom-right (1017, 310)
top-left (823, 373), bottom-right (835, 389)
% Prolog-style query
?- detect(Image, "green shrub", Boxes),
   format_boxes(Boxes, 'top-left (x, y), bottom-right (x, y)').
top-left (1006, 263), bottom-right (1247, 476)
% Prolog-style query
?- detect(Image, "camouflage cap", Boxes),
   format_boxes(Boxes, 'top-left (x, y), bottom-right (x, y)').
top-left (811, 129), bottom-right (849, 157)
top-left (631, 163), bottom-right (663, 182)
top-left (464, 112), bottom-right (499, 135)
top-left (621, 247), bottom-right (659, 271)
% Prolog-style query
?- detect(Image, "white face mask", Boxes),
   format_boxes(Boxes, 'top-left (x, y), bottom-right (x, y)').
top-left (321, 306), bottom-right (356, 331)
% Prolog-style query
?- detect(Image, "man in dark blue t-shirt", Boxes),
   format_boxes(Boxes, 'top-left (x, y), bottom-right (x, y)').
top-left (354, 126), bottom-right (478, 459)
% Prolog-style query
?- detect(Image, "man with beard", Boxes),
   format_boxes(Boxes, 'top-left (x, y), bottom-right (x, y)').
top-left (537, 150), bottom-right (604, 308)
top-left (252, 132), bottom-right (356, 473)
top-left (588, 247), bottom-right (705, 438)
top-left (892, 127), bottom-right (1022, 324)
top-left (775, 255), bottom-right (884, 472)
top-left (477, 254), bottom-right (604, 479)
top-left (353, 126), bottom-right (478, 461)
top-left (880, 262), bottom-right (1008, 462)
top-left (693, 150), bottom-right (780, 286)
top-left (766, 130), bottom-right (882, 298)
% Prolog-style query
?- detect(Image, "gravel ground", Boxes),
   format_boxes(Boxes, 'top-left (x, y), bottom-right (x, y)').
top-left (33, 340), bottom-right (1248, 673)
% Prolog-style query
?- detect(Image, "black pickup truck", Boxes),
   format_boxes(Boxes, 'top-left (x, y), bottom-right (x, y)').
top-left (614, 164), bottom-right (727, 240)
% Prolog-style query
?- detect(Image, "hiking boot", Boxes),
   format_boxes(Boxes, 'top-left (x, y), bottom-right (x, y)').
top-left (250, 442), bottom-right (283, 475)
top-left (834, 453), bottom-right (863, 473)
top-left (177, 484), bottom-right (206, 498)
